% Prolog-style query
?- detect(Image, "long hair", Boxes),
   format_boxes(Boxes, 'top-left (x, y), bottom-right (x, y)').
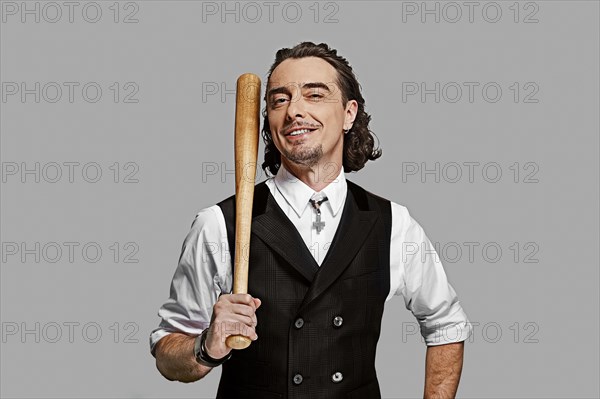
top-left (261, 42), bottom-right (382, 176)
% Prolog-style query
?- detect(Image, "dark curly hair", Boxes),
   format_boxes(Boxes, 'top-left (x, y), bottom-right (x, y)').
top-left (261, 42), bottom-right (382, 176)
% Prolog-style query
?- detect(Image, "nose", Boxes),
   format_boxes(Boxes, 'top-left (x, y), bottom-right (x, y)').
top-left (286, 94), bottom-right (306, 121)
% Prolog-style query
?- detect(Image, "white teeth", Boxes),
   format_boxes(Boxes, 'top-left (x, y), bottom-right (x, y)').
top-left (289, 129), bottom-right (311, 136)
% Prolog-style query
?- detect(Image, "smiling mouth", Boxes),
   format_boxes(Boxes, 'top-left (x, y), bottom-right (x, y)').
top-left (285, 128), bottom-right (318, 138)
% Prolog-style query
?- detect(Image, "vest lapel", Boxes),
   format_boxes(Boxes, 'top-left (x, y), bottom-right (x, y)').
top-left (297, 188), bottom-right (378, 313)
top-left (252, 193), bottom-right (320, 283)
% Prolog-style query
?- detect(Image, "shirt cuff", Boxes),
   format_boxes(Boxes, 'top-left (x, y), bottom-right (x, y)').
top-left (149, 329), bottom-right (173, 357)
top-left (422, 319), bottom-right (473, 346)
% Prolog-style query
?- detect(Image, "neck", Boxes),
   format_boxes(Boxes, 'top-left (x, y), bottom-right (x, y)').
top-left (281, 159), bottom-right (342, 192)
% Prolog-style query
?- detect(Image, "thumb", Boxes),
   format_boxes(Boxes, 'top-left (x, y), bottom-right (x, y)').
top-left (253, 298), bottom-right (262, 309)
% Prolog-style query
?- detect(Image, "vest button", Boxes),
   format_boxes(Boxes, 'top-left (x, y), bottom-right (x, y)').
top-left (333, 316), bottom-right (343, 327)
top-left (293, 374), bottom-right (303, 385)
top-left (294, 318), bottom-right (304, 329)
top-left (331, 371), bottom-right (343, 383)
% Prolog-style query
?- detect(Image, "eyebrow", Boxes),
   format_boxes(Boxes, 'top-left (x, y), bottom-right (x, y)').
top-left (267, 82), bottom-right (332, 98)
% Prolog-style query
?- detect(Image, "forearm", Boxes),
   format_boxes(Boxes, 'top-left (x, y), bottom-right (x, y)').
top-left (154, 333), bottom-right (212, 383)
top-left (423, 341), bottom-right (464, 399)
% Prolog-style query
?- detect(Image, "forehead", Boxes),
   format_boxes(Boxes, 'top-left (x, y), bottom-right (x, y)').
top-left (268, 57), bottom-right (338, 89)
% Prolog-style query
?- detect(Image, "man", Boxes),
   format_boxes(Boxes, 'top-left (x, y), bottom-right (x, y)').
top-left (150, 42), bottom-right (472, 398)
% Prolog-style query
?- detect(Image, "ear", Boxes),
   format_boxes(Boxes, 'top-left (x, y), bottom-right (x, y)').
top-left (344, 99), bottom-right (358, 131)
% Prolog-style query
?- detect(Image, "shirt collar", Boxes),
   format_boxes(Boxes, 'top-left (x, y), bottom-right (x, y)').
top-left (273, 163), bottom-right (347, 218)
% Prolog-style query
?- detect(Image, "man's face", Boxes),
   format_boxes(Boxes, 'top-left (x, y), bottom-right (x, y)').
top-left (266, 57), bottom-right (357, 171)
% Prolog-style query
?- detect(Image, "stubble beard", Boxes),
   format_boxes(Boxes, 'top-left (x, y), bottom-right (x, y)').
top-left (281, 141), bottom-right (323, 168)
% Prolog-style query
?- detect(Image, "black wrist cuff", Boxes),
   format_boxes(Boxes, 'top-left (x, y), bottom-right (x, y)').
top-left (194, 329), bottom-right (232, 367)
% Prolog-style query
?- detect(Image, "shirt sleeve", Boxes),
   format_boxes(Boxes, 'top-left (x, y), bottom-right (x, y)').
top-left (388, 202), bottom-right (472, 346)
top-left (149, 205), bottom-right (233, 356)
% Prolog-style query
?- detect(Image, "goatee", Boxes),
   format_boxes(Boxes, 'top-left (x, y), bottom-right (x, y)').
top-left (281, 144), bottom-right (323, 167)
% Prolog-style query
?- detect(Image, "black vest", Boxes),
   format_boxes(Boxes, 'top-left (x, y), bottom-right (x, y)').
top-left (215, 180), bottom-right (392, 399)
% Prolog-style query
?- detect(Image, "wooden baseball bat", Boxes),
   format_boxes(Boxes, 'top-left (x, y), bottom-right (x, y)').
top-left (225, 73), bottom-right (261, 350)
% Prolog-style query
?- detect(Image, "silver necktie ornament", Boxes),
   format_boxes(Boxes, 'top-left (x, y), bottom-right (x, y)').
top-left (309, 194), bottom-right (329, 234)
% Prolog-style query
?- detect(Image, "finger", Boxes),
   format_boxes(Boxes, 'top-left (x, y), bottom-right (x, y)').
top-left (229, 303), bottom-right (257, 318)
top-left (214, 312), bottom-right (256, 330)
top-left (221, 319), bottom-right (258, 340)
top-left (228, 293), bottom-right (257, 309)
top-left (248, 312), bottom-right (258, 327)
top-left (214, 295), bottom-right (254, 313)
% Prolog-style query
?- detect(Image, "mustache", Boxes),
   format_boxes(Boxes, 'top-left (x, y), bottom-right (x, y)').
top-left (282, 121), bottom-right (321, 131)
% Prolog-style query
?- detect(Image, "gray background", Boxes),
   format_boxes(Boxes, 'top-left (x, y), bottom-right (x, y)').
top-left (1, 1), bottom-right (598, 398)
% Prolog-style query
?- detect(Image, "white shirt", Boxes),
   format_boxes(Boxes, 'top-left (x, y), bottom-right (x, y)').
top-left (150, 164), bottom-right (472, 354)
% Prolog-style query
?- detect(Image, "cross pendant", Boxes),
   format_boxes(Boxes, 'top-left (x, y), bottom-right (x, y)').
top-left (313, 212), bottom-right (325, 234)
